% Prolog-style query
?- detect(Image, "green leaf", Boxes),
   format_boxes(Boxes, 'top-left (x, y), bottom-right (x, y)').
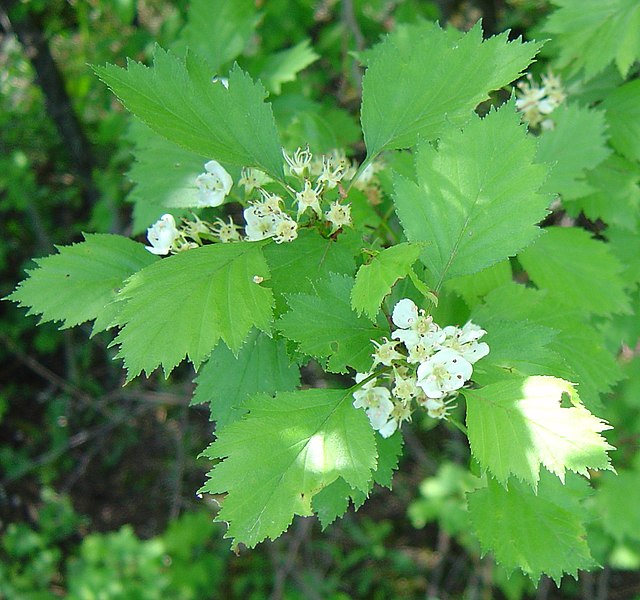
top-left (472, 319), bottom-right (572, 385)
top-left (200, 388), bottom-right (377, 547)
top-left (604, 79), bottom-right (640, 163)
top-left (595, 467), bottom-right (640, 543)
top-left (8, 234), bottom-right (157, 331)
top-left (518, 227), bottom-right (630, 317)
top-left (125, 120), bottom-right (206, 234)
top-left (468, 471), bottom-right (596, 583)
top-left (264, 229), bottom-right (359, 315)
top-left (373, 432), bottom-right (403, 489)
top-left (191, 330), bottom-right (300, 430)
top-left (113, 242), bottom-right (273, 379)
top-left (360, 21), bottom-right (542, 158)
top-left (444, 260), bottom-right (513, 308)
top-left (313, 432), bottom-right (402, 529)
top-left (93, 49), bottom-right (284, 180)
top-left (543, 0), bottom-right (640, 80)
top-left (174, 0), bottom-right (259, 73)
top-left (536, 104), bottom-right (610, 200)
top-left (472, 283), bottom-right (623, 410)
top-left (465, 375), bottom-right (614, 489)
top-left (565, 154), bottom-right (640, 233)
top-left (278, 273), bottom-right (381, 373)
top-left (351, 242), bottom-right (423, 319)
top-left (258, 39), bottom-right (319, 95)
top-left (607, 227), bottom-right (640, 291)
top-left (393, 102), bottom-right (548, 289)
top-left (312, 478), bottom-right (358, 529)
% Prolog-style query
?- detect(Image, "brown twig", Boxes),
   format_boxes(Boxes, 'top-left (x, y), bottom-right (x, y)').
top-left (270, 517), bottom-right (314, 600)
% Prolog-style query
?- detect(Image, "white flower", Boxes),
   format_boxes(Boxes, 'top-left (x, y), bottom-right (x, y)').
top-left (422, 396), bottom-right (457, 420)
top-left (238, 168), bottom-right (271, 194)
top-left (283, 146), bottom-right (312, 178)
top-left (145, 214), bottom-right (179, 255)
top-left (318, 154), bottom-right (346, 189)
top-left (243, 194), bottom-right (298, 244)
top-left (392, 298), bottom-right (419, 329)
top-left (352, 375), bottom-right (395, 431)
top-left (211, 216), bottom-right (241, 243)
top-left (440, 322), bottom-right (490, 364)
top-left (195, 160), bottom-right (233, 207)
top-left (243, 205), bottom-right (278, 241)
top-left (416, 348), bottom-right (473, 399)
top-left (392, 369), bottom-right (420, 401)
top-left (391, 298), bottom-right (445, 352)
top-left (273, 216), bottom-right (298, 244)
top-left (515, 71), bottom-right (565, 129)
top-left (378, 401), bottom-right (412, 438)
top-left (295, 179), bottom-right (323, 219)
top-left (371, 337), bottom-right (403, 368)
top-left (325, 201), bottom-right (351, 233)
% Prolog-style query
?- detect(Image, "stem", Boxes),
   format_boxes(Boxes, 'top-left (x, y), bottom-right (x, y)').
top-left (344, 154), bottom-right (374, 194)
top-left (448, 415), bottom-right (468, 436)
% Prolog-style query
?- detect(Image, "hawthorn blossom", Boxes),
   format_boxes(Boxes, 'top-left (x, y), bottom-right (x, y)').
top-left (211, 216), bottom-right (241, 243)
top-left (145, 214), bottom-right (179, 255)
top-left (243, 193), bottom-right (297, 243)
top-left (441, 322), bottom-right (490, 364)
top-left (352, 373), bottom-right (395, 431)
top-left (378, 400), bottom-right (412, 438)
top-left (515, 71), bottom-right (566, 130)
top-left (295, 179), bottom-right (323, 219)
top-left (371, 338), bottom-right (403, 368)
top-left (416, 348), bottom-right (473, 399)
top-left (325, 201), bottom-right (352, 232)
top-left (391, 298), bottom-right (445, 352)
top-left (283, 146), bottom-right (312, 178)
top-left (238, 168), bottom-right (271, 194)
top-left (195, 160), bottom-right (233, 207)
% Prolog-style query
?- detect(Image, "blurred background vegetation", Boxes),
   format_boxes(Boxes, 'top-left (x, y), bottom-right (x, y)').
top-left (1, 0), bottom-right (639, 598)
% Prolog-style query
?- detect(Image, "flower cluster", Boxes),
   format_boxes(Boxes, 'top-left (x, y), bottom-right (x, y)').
top-left (144, 147), bottom-right (384, 254)
top-left (144, 213), bottom-right (241, 255)
top-left (515, 71), bottom-right (566, 130)
top-left (352, 298), bottom-right (489, 437)
top-left (243, 191), bottom-right (298, 244)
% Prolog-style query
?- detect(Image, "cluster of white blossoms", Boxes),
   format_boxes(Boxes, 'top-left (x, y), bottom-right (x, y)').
top-left (352, 298), bottom-right (490, 437)
top-left (144, 213), bottom-right (242, 255)
top-left (145, 147), bottom-right (383, 254)
top-left (515, 71), bottom-right (566, 130)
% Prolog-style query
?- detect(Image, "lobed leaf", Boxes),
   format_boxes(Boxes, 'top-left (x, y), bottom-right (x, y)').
top-left (360, 21), bottom-right (542, 159)
top-left (173, 0), bottom-right (259, 73)
top-left (8, 234), bottom-right (157, 332)
top-left (468, 471), bottom-right (596, 583)
top-left (278, 273), bottom-right (382, 373)
top-left (201, 388), bottom-right (377, 547)
top-left (258, 39), bottom-right (319, 95)
top-left (393, 102), bottom-right (548, 289)
top-left (351, 242), bottom-right (423, 319)
top-left (472, 283), bottom-right (623, 410)
top-left (191, 330), bottom-right (300, 430)
top-left (113, 242), bottom-right (273, 379)
top-left (465, 375), bottom-right (614, 489)
top-left (94, 49), bottom-right (284, 180)
top-left (603, 79), bottom-right (640, 164)
top-left (518, 227), bottom-right (630, 317)
top-left (264, 229), bottom-right (359, 314)
top-left (543, 0), bottom-right (640, 80)
top-left (536, 104), bottom-right (610, 200)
